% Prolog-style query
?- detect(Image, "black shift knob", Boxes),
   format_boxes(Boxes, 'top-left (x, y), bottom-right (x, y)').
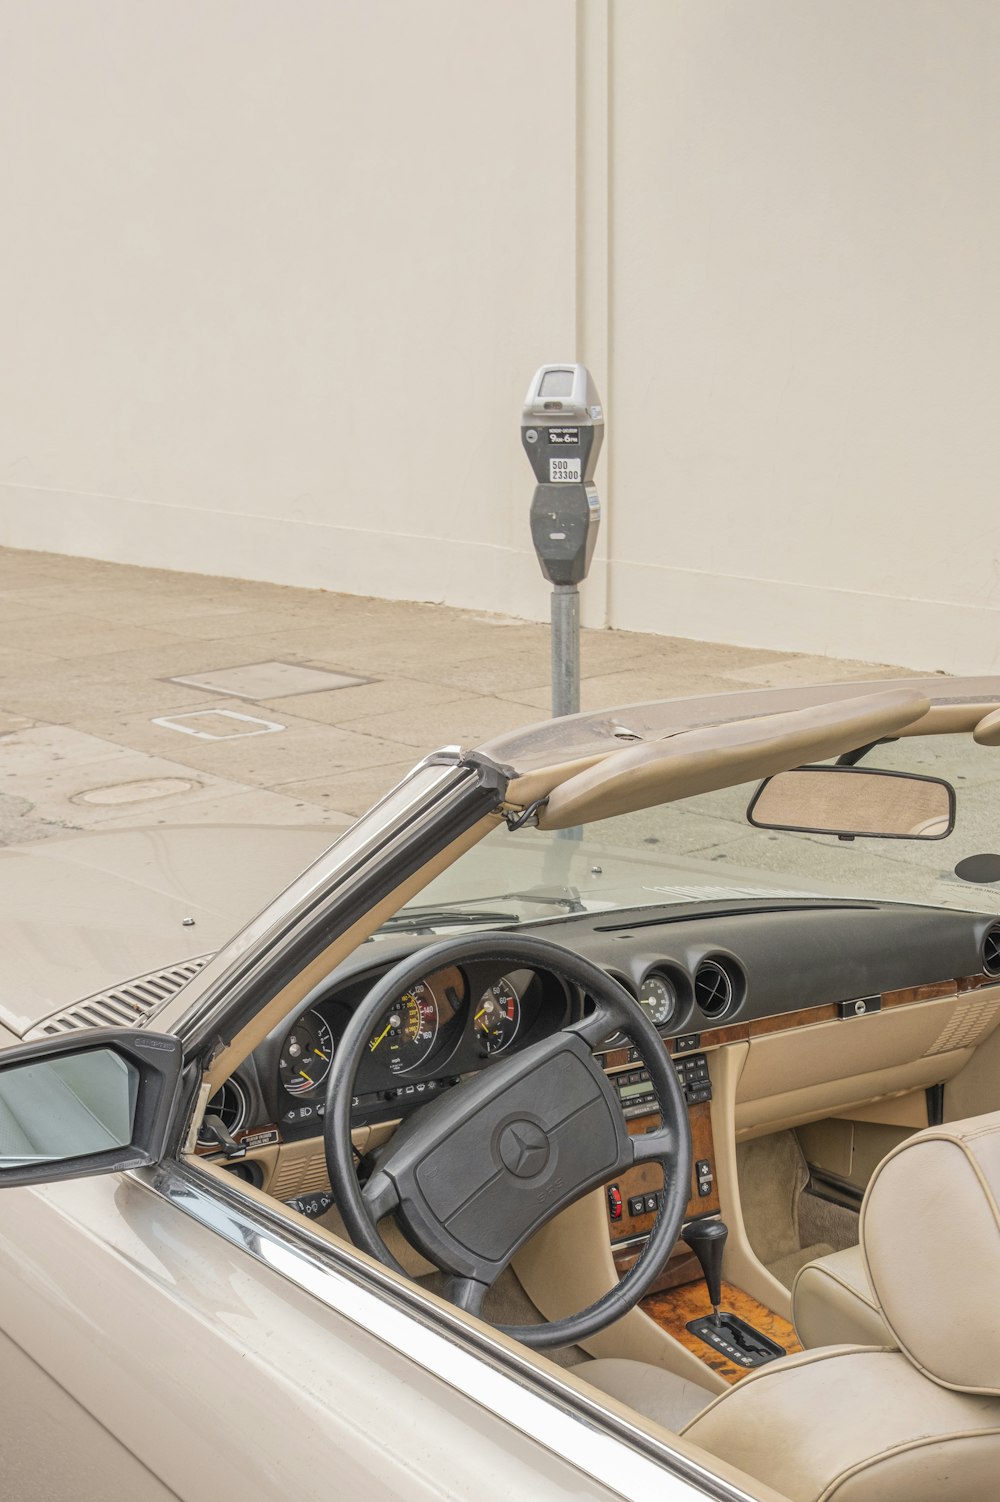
top-left (683, 1218), bottom-right (728, 1315)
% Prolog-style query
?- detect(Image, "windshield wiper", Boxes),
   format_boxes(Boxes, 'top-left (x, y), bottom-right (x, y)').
top-left (375, 907), bottom-right (520, 935)
top-left (390, 886), bottom-right (586, 916)
top-left (494, 886), bottom-right (587, 914)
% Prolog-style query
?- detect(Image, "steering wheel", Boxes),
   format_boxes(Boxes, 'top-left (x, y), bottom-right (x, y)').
top-left (324, 932), bottom-right (692, 1350)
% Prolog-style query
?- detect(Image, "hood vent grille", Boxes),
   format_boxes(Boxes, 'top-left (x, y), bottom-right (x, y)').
top-left (33, 956), bottom-right (212, 1038)
top-left (982, 925), bottom-right (1000, 977)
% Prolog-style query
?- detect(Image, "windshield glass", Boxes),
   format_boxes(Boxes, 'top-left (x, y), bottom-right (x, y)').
top-left (387, 733), bottom-right (1000, 932)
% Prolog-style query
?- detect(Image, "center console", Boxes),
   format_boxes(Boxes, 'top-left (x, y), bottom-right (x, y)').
top-left (599, 1037), bottom-right (801, 1384)
top-left (599, 1039), bottom-right (720, 1271)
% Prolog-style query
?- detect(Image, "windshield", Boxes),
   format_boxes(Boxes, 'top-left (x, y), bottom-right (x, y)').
top-left (387, 733), bottom-right (1000, 932)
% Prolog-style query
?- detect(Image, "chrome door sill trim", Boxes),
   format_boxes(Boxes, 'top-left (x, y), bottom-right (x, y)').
top-left (143, 1159), bottom-right (759, 1502)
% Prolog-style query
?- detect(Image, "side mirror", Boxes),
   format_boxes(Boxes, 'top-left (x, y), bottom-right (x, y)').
top-left (747, 765), bottom-right (956, 841)
top-left (0, 1030), bottom-right (182, 1186)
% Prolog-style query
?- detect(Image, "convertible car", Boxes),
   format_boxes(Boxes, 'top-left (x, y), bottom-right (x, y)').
top-left (4, 675), bottom-right (1000, 1501)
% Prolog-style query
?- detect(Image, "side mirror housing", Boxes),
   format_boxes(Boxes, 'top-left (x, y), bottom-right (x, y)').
top-left (0, 1030), bottom-right (182, 1186)
top-left (747, 765), bottom-right (956, 841)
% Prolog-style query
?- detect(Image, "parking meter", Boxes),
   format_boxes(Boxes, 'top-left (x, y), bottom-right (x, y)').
top-left (522, 365), bottom-right (604, 587)
top-left (522, 364), bottom-right (604, 726)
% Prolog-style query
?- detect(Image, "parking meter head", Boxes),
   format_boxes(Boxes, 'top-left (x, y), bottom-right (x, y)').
top-left (522, 364), bottom-right (604, 586)
top-left (521, 364), bottom-right (604, 486)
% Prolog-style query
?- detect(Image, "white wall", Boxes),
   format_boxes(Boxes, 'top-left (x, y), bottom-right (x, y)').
top-left (3, 1), bottom-right (1000, 670)
top-left (0, 0), bottom-right (580, 619)
top-left (607, 1), bottom-right (1000, 673)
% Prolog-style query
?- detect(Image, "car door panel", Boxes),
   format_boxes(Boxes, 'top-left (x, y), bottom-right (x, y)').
top-left (0, 1173), bottom-right (642, 1502)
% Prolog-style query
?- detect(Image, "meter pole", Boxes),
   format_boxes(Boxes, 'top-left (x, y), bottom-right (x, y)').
top-left (550, 584), bottom-right (580, 719)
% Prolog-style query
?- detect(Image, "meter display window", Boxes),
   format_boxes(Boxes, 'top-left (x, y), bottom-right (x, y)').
top-left (539, 369), bottom-right (574, 398)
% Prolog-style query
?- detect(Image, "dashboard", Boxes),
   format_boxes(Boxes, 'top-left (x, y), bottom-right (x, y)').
top-left (204, 897), bottom-right (1000, 1180)
top-left (236, 953), bottom-right (574, 1144)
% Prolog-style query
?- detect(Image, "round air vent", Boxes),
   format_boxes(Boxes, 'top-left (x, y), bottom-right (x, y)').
top-left (694, 958), bottom-right (739, 1019)
top-left (197, 1078), bottom-right (248, 1146)
top-left (983, 924), bottom-right (1000, 976)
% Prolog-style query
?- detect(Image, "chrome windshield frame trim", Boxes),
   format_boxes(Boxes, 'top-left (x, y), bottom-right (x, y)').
top-left (143, 1158), bottom-right (760, 1502)
top-left (149, 758), bottom-right (490, 1048)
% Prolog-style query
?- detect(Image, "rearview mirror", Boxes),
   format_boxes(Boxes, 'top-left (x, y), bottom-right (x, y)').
top-left (747, 765), bottom-right (955, 841)
top-left (0, 1030), bottom-right (182, 1186)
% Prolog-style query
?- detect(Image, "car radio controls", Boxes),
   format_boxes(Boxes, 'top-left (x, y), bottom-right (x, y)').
top-left (608, 1052), bottom-right (713, 1114)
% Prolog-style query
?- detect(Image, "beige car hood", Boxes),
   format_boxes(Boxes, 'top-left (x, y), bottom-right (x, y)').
top-left (0, 825), bottom-right (335, 1037)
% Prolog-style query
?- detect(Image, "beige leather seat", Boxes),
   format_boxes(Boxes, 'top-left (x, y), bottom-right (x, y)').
top-left (581, 1112), bottom-right (1000, 1500)
top-left (792, 1242), bottom-right (893, 1349)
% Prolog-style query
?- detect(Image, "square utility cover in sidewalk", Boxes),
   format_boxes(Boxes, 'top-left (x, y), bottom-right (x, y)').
top-left (167, 661), bottom-right (370, 701)
top-left (153, 710), bottom-right (285, 740)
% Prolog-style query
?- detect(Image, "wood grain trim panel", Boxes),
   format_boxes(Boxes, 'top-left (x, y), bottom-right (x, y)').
top-left (602, 1046), bottom-right (631, 1070)
top-left (612, 1240), bottom-right (704, 1288)
top-left (748, 1004), bottom-right (838, 1037)
top-left (686, 1101), bottom-right (719, 1215)
top-left (680, 1023), bottom-right (751, 1049)
top-left (882, 979), bottom-right (957, 1008)
top-left (709, 970), bottom-right (985, 1042)
top-left (639, 1279), bottom-right (802, 1385)
top-left (607, 972), bottom-right (991, 1063)
top-left (958, 972), bottom-right (998, 994)
top-left (608, 1101), bottom-right (719, 1243)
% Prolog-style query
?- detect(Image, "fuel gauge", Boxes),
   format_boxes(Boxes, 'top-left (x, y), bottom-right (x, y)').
top-left (280, 1009), bottom-right (335, 1096)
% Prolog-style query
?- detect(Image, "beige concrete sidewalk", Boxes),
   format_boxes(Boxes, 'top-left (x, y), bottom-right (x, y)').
top-left (0, 547), bottom-right (915, 847)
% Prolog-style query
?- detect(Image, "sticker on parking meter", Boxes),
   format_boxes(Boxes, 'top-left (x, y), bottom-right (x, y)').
top-left (549, 457), bottom-right (582, 482)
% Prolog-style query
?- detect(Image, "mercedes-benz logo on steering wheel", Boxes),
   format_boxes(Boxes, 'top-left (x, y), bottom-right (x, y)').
top-left (498, 1120), bottom-right (550, 1179)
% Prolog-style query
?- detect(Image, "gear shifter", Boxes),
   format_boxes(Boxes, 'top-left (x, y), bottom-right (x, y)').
top-left (681, 1217), bottom-right (786, 1369)
top-left (683, 1217), bottom-right (728, 1325)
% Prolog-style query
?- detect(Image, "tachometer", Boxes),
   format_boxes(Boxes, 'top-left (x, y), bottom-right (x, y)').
top-left (367, 979), bottom-right (441, 1075)
top-left (475, 976), bottom-right (522, 1056)
top-left (280, 1010), bottom-right (335, 1096)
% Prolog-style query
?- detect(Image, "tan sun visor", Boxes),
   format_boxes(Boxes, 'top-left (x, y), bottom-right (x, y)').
top-left (536, 687), bottom-right (931, 830)
top-left (974, 708), bottom-right (1000, 746)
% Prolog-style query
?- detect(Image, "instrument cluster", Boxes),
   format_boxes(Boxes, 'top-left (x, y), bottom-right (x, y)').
top-left (268, 960), bottom-right (571, 1133)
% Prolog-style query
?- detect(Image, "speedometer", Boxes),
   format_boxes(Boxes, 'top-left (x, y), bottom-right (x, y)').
top-left (367, 979), bottom-right (441, 1075)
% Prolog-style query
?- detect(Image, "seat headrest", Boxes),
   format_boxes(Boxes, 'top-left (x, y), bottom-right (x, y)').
top-left (862, 1112), bottom-right (1000, 1394)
